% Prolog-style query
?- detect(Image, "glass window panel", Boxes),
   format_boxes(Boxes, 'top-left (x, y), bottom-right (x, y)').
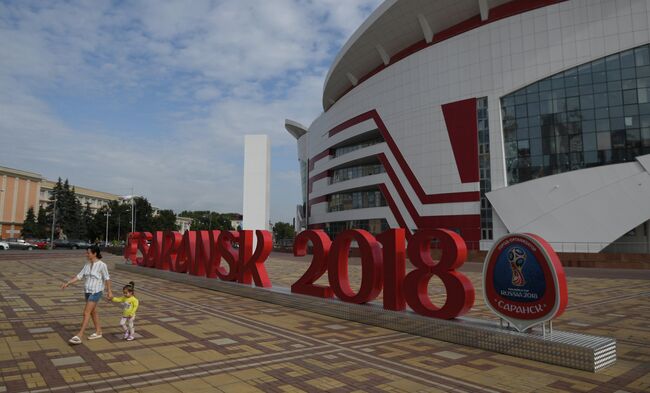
top-left (566, 86), bottom-right (580, 97)
top-left (580, 94), bottom-right (594, 109)
top-left (527, 102), bottom-right (540, 116)
top-left (569, 134), bottom-right (583, 151)
top-left (596, 118), bottom-right (610, 131)
top-left (584, 150), bottom-right (598, 165)
top-left (626, 129), bottom-right (641, 148)
top-left (607, 80), bottom-right (622, 91)
top-left (593, 71), bottom-right (607, 83)
top-left (526, 93), bottom-right (539, 102)
top-left (610, 117), bottom-right (625, 130)
top-left (623, 89), bottom-right (638, 104)
top-left (583, 132), bottom-right (597, 150)
top-left (594, 83), bottom-right (608, 93)
top-left (625, 104), bottom-right (639, 116)
top-left (557, 136), bottom-right (569, 153)
top-left (551, 75), bottom-right (564, 89)
top-left (642, 128), bottom-right (650, 147)
top-left (542, 137), bottom-right (556, 154)
top-left (637, 66), bottom-right (650, 78)
top-left (516, 127), bottom-right (529, 140)
top-left (635, 46), bottom-right (650, 66)
top-left (609, 106), bottom-right (624, 117)
top-left (538, 79), bottom-right (552, 91)
top-left (579, 84), bottom-right (594, 95)
top-left (620, 49), bottom-right (635, 68)
top-left (638, 88), bottom-right (650, 104)
top-left (566, 97), bottom-right (580, 111)
top-left (621, 67), bottom-right (636, 80)
top-left (597, 132), bottom-right (612, 149)
top-left (592, 58), bottom-right (605, 72)
top-left (607, 69), bottom-right (621, 81)
top-left (594, 93), bottom-right (608, 107)
top-left (623, 79), bottom-right (637, 89)
top-left (606, 54), bottom-right (620, 69)
top-left (582, 120), bottom-right (595, 133)
top-left (530, 138), bottom-right (542, 156)
top-left (518, 140), bottom-right (530, 157)
top-left (516, 104), bottom-right (527, 118)
top-left (611, 129), bottom-right (626, 149)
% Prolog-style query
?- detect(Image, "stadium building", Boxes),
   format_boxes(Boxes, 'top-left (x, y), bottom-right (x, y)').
top-left (286, 0), bottom-right (650, 252)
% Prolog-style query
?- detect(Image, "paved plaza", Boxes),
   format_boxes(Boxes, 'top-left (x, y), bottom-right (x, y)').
top-left (0, 251), bottom-right (649, 392)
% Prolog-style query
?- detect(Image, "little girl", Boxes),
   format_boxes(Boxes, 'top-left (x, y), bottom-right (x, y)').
top-left (109, 281), bottom-right (139, 341)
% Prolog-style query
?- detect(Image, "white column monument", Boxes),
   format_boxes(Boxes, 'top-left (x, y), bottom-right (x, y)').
top-left (242, 135), bottom-right (270, 232)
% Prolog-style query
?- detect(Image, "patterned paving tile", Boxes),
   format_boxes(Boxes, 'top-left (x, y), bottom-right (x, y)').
top-left (0, 251), bottom-right (648, 392)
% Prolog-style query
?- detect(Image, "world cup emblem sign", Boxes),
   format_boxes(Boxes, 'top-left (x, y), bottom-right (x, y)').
top-left (508, 247), bottom-right (527, 286)
top-left (483, 233), bottom-right (568, 332)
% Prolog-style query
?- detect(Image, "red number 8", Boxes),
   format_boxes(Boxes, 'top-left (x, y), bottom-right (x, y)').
top-left (404, 229), bottom-right (475, 319)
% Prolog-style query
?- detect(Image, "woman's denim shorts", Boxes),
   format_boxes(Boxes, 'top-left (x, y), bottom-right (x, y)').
top-left (84, 291), bottom-right (103, 303)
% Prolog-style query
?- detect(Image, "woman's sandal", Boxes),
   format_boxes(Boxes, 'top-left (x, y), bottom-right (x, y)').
top-left (88, 333), bottom-right (103, 340)
top-left (68, 336), bottom-right (82, 345)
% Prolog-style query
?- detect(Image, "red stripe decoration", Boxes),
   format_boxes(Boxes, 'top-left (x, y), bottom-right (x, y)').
top-left (441, 98), bottom-right (479, 183)
top-left (308, 170), bottom-right (330, 193)
top-left (329, 0), bottom-right (566, 106)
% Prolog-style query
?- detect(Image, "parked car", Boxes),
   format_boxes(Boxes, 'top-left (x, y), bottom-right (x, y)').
top-left (5, 238), bottom-right (37, 250)
top-left (52, 239), bottom-right (92, 249)
top-left (25, 239), bottom-right (48, 249)
top-left (0, 241), bottom-right (9, 250)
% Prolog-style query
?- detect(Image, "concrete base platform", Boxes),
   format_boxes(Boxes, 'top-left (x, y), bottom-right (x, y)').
top-left (116, 263), bottom-right (617, 372)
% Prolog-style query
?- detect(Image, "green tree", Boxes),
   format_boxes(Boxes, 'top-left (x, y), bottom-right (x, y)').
top-left (45, 178), bottom-right (64, 239)
top-left (152, 209), bottom-right (178, 231)
top-left (21, 207), bottom-right (37, 238)
top-left (272, 221), bottom-right (295, 241)
top-left (82, 203), bottom-right (95, 241)
top-left (134, 197), bottom-right (154, 232)
top-left (36, 206), bottom-right (48, 238)
top-left (180, 211), bottom-right (233, 231)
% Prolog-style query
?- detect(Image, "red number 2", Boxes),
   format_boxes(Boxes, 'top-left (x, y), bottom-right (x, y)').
top-left (291, 230), bottom-right (333, 297)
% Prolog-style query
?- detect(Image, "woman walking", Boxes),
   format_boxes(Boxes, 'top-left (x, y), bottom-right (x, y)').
top-left (60, 244), bottom-right (113, 344)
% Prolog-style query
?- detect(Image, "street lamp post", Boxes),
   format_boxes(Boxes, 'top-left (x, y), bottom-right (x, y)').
top-left (50, 198), bottom-right (57, 249)
top-left (105, 211), bottom-right (111, 245)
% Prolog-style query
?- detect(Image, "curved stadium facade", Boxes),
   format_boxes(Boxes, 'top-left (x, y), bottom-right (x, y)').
top-left (286, 0), bottom-right (650, 252)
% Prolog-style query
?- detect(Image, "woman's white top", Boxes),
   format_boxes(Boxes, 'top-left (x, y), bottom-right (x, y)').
top-left (76, 260), bottom-right (110, 294)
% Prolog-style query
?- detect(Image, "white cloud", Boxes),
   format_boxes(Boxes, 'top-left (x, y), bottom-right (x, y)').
top-left (0, 0), bottom-right (382, 222)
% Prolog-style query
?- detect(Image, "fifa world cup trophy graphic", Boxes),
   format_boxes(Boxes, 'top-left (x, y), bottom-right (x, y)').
top-left (508, 247), bottom-right (527, 286)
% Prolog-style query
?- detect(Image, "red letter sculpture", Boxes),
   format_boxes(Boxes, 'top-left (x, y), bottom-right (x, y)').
top-left (328, 229), bottom-right (383, 304)
top-left (238, 230), bottom-right (273, 287)
top-left (404, 229), bottom-right (475, 319)
top-left (291, 230), bottom-right (333, 297)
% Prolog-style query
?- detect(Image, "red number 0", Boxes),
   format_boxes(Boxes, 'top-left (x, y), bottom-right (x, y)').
top-left (328, 229), bottom-right (383, 304)
top-left (292, 230), bottom-right (333, 297)
top-left (404, 229), bottom-right (475, 319)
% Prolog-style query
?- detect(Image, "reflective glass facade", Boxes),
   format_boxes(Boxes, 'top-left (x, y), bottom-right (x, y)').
top-left (330, 163), bottom-right (385, 184)
top-left (326, 219), bottom-right (389, 238)
top-left (333, 136), bottom-right (384, 157)
top-left (477, 97), bottom-right (493, 240)
top-left (502, 44), bottom-right (650, 185)
top-left (328, 188), bottom-right (387, 212)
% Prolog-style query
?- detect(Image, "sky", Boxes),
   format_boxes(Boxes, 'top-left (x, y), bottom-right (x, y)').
top-left (0, 0), bottom-right (382, 223)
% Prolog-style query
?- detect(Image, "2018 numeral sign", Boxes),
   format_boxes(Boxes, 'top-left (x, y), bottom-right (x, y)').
top-left (292, 229), bottom-right (475, 319)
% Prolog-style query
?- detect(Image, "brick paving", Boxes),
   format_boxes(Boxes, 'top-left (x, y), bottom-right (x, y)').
top-left (0, 250), bottom-right (649, 392)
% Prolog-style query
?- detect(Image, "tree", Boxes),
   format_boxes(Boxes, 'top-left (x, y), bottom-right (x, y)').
top-left (134, 197), bottom-right (154, 232)
top-left (21, 207), bottom-right (37, 238)
top-left (180, 211), bottom-right (232, 231)
top-left (45, 178), bottom-right (64, 239)
top-left (273, 222), bottom-right (295, 241)
top-left (152, 209), bottom-right (178, 231)
top-left (36, 206), bottom-right (48, 238)
top-left (82, 203), bottom-right (95, 242)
